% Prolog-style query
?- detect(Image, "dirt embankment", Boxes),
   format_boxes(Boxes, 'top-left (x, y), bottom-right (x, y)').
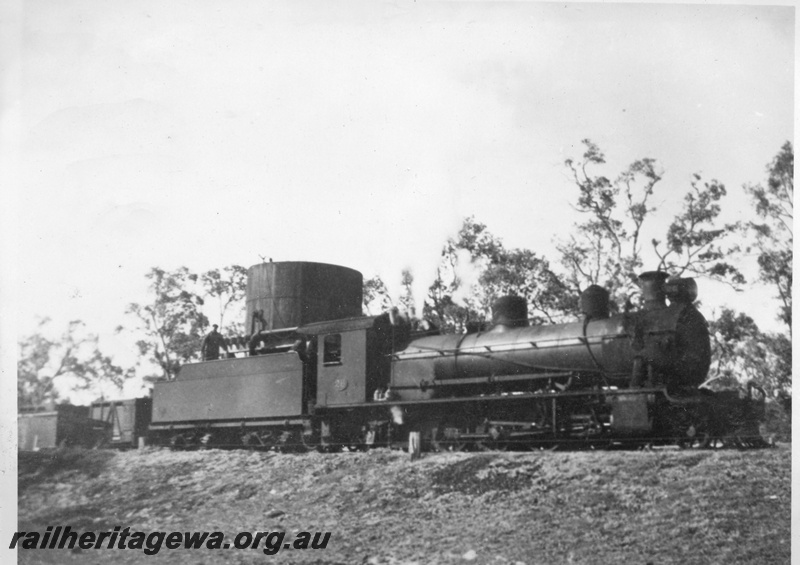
top-left (16, 445), bottom-right (791, 565)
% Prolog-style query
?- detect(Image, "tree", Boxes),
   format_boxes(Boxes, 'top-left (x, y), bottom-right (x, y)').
top-left (707, 308), bottom-right (791, 397)
top-left (398, 269), bottom-right (416, 317)
top-left (560, 139), bottom-right (743, 312)
top-left (425, 217), bottom-right (568, 331)
top-left (120, 265), bottom-right (251, 380)
top-left (362, 269), bottom-right (417, 317)
top-left (18, 319), bottom-right (133, 407)
top-left (199, 265), bottom-right (248, 334)
top-left (425, 219), bottom-right (491, 331)
top-left (120, 267), bottom-right (208, 381)
top-left (653, 175), bottom-right (744, 284)
top-left (362, 275), bottom-right (392, 315)
top-left (745, 141), bottom-right (793, 334)
top-left (560, 140), bottom-right (662, 310)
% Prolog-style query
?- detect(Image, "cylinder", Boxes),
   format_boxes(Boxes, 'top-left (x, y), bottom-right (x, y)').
top-left (245, 262), bottom-right (363, 331)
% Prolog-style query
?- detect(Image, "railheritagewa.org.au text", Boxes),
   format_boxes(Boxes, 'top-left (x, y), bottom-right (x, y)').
top-left (10, 526), bottom-right (331, 556)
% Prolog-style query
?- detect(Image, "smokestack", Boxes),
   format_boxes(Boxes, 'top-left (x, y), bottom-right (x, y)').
top-left (638, 271), bottom-right (669, 310)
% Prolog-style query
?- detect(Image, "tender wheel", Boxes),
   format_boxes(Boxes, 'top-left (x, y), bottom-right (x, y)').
top-left (432, 425), bottom-right (469, 452)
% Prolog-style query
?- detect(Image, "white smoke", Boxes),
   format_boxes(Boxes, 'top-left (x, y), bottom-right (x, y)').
top-left (450, 248), bottom-right (488, 306)
top-left (383, 235), bottom-right (491, 321)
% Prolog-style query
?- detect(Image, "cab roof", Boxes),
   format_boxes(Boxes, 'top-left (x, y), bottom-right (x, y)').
top-left (298, 314), bottom-right (390, 336)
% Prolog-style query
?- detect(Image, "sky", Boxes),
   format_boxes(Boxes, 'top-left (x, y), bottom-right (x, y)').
top-left (1, 1), bottom-right (795, 398)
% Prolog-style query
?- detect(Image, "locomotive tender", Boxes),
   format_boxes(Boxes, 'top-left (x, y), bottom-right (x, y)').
top-left (148, 261), bottom-right (767, 450)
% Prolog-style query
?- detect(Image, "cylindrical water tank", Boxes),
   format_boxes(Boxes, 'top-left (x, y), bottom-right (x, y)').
top-left (245, 262), bottom-right (363, 331)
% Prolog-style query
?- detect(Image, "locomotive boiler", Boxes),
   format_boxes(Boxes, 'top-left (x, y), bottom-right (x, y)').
top-left (390, 271), bottom-right (710, 399)
top-left (148, 261), bottom-right (768, 451)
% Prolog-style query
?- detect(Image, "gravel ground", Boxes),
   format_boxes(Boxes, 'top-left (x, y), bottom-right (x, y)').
top-left (15, 444), bottom-right (791, 565)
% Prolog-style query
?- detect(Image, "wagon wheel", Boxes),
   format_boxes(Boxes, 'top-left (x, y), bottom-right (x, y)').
top-left (436, 436), bottom-right (468, 452)
top-left (431, 425), bottom-right (468, 452)
top-left (199, 432), bottom-right (214, 449)
top-left (691, 414), bottom-right (716, 448)
top-left (170, 433), bottom-right (190, 450)
top-left (676, 424), bottom-right (710, 449)
top-left (276, 430), bottom-right (308, 453)
top-left (695, 431), bottom-right (713, 449)
top-left (300, 430), bottom-right (318, 452)
top-left (340, 430), bottom-right (367, 452)
top-left (442, 440), bottom-right (468, 452)
top-left (476, 425), bottom-right (509, 452)
top-left (290, 430), bottom-right (311, 453)
top-left (241, 431), bottom-right (265, 449)
top-left (476, 440), bottom-right (507, 452)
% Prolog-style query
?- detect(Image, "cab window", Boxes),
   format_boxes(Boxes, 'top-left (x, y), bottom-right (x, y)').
top-left (323, 334), bottom-right (342, 365)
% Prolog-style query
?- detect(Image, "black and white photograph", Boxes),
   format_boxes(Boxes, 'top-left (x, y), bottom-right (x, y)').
top-left (3, 1), bottom-right (793, 563)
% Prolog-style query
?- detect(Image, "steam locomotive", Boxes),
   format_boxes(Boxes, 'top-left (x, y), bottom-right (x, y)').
top-left (142, 261), bottom-right (768, 451)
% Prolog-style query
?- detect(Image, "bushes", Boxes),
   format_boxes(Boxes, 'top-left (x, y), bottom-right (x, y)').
top-left (762, 399), bottom-right (791, 442)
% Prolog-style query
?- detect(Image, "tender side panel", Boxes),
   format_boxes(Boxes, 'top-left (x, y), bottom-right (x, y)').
top-left (151, 353), bottom-right (304, 424)
top-left (176, 354), bottom-right (300, 380)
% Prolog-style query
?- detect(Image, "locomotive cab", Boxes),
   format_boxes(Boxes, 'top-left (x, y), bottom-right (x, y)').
top-left (299, 314), bottom-right (395, 407)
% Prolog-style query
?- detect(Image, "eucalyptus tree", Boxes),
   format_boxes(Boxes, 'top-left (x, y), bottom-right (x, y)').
top-left (745, 141), bottom-right (793, 335)
top-left (120, 267), bottom-right (208, 381)
top-left (18, 319), bottom-right (132, 406)
top-left (425, 217), bottom-right (567, 332)
top-left (199, 265), bottom-right (248, 334)
top-left (560, 139), bottom-right (743, 313)
top-left (120, 265), bottom-right (250, 380)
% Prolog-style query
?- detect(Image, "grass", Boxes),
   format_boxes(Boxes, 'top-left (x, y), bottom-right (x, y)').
top-left (17, 445), bottom-right (791, 564)
top-left (18, 448), bottom-right (116, 491)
